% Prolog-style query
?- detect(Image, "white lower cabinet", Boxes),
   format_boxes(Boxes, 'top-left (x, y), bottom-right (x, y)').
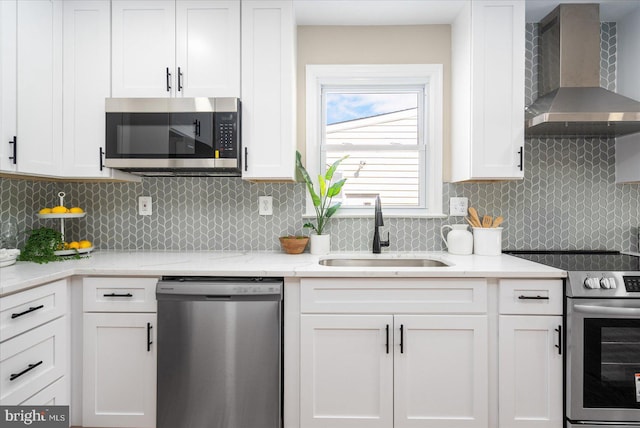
top-left (296, 277), bottom-right (564, 428)
top-left (300, 315), bottom-right (394, 428)
top-left (394, 315), bottom-right (488, 428)
top-left (499, 317), bottom-right (563, 428)
top-left (299, 279), bottom-right (490, 428)
top-left (82, 277), bottom-right (158, 428)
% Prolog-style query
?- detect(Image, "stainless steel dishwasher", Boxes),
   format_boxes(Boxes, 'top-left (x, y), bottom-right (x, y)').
top-left (156, 276), bottom-right (283, 428)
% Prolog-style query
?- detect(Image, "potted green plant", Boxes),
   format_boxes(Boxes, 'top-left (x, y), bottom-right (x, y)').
top-left (296, 151), bottom-right (347, 255)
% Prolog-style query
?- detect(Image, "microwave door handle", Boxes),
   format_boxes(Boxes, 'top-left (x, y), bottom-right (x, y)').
top-left (573, 304), bottom-right (640, 316)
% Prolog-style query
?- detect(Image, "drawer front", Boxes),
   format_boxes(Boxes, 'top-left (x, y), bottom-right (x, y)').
top-left (499, 279), bottom-right (563, 315)
top-left (300, 278), bottom-right (488, 314)
top-left (20, 376), bottom-right (69, 406)
top-left (0, 317), bottom-right (67, 405)
top-left (0, 279), bottom-right (68, 342)
top-left (83, 277), bottom-right (158, 312)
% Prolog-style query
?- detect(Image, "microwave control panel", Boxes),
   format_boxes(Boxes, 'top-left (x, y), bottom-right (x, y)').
top-left (214, 112), bottom-right (238, 158)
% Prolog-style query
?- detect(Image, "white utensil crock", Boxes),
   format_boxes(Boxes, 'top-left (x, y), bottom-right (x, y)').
top-left (472, 227), bottom-right (503, 256)
top-left (440, 224), bottom-right (473, 255)
top-left (310, 234), bottom-right (331, 255)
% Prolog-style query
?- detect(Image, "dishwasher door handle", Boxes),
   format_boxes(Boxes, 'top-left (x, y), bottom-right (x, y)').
top-left (205, 295), bottom-right (233, 300)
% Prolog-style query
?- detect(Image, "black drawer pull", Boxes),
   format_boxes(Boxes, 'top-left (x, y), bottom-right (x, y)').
top-left (385, 324), bottom-right (389, 354)
top-left (518, 295), bottom-right (549, 300)
top-left (103, 293), bottom-right (133, 298)
top-left (9, 136), bottom-right (17, 164)
top-left (11, 305), bottom-right (44, 319)
top-left (10, 361), bottom-right (43, 381)
top-left (147, 322), bottom-right (153, 352)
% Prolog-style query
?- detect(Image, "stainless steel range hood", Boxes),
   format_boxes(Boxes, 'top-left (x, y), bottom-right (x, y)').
top-left (525, 4), bottom-right (640, 138)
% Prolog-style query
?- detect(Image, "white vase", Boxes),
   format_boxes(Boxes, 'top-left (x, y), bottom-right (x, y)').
top-left (310, 234), bottom-right (331, 255)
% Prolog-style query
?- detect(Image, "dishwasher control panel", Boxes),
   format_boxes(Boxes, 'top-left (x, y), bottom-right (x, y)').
top-left (156, 276), bottom-right (283, 298)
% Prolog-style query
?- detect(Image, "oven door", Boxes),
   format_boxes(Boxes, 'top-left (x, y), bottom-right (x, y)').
top-left (567, 298), bottom-right (640, 424)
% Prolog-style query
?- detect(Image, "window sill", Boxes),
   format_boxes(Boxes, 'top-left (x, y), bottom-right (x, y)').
top-left (302, 211), bottom-right (448, 219)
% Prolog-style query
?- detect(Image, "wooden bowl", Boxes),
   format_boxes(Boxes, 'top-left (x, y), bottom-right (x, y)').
top-left (279, 236), bottom-right (309, 254)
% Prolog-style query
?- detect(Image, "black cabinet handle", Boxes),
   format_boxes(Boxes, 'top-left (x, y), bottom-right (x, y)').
top-left (518, 295), bottom-right (549, 300)
top-left (399, 324), bottom-right (404, 354)
top-left (9, 136), bottom-right (16, 164)
top-left (99, 147), bottom-right (104, 171)
top-left (178, 67), bottom-right (183, 92)
top-left (103, 293), bottom-right (133, 298)
top-left (244, 147), bottom-right (248, 172)
top-left (517, 146), bottom-right (523, 171)
top-left (11, 305), bottom-right (44, 319)
top-left (385, 324), bottom-right (389, 354)
top-left (147, 322), bottom-right (153, 352)
top-left (555, 325), bottom-right (562, 355)
top-left (10, 361), bottom-right (43, 381)
top-left (166, 67), bottom-right (171, 92)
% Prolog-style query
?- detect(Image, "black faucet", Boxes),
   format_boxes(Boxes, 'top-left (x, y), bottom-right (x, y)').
top-left (372, 195), bottom-right (390, 254)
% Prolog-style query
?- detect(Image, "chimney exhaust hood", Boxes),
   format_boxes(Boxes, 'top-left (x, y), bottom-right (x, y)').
top-left (525, 4), bottom-right (640, 138)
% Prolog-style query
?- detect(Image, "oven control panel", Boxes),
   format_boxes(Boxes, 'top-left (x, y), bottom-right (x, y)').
top-left (623, 276), bottom-right (640, 292)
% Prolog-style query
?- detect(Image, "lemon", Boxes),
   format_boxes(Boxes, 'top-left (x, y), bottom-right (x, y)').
top-left (39, 208), bottom-right (52, 214)
top-left (51, 206), bottom-right (68, 214)
top-left (69, 207), bottom-right (84, 214)
top-left (79, 240), bottom-right (92, 249)
top-left (68, 241), bottom-right (80, 250)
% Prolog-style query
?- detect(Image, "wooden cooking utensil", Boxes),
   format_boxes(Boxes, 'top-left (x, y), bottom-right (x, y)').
top-left (465, 217), bottom-right (477, 228)
top-left (482, 215), bottom-right (493, 228)
top-left (468, 207), bottom-right (482, 227)
top-left (492, 216), bottom-right (504, 228)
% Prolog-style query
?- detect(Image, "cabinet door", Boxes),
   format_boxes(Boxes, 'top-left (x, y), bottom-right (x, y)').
top-left (241, 0), bottom-right (296, 180)
top-left (83, 313), bottom-right (156, 428)
top-left (499, 316), bottom-right (563, 428)
top-left (470, 0), bottom-right (525, 180)
top-left (394, 315), bottom-right (489, 428)
top-left (111, 0), bottom-right (175, 97)
top-left (16, 0), bottom-right (63, 175)
top-left (300, 314), bottom-right (393, 428)
top-left (62, 0), bottom-right (111, 178)
top-left (0, 0), bottom-right (17, 173)
top-left (176, 0), bottom-right (240, 97)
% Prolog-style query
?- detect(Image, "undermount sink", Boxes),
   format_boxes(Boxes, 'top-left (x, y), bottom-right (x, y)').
top-left (318, 257), bottom-right (450, 268)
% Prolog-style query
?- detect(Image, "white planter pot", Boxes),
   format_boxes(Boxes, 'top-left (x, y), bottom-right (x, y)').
top-left (310, 234), bottom-right (330, 255)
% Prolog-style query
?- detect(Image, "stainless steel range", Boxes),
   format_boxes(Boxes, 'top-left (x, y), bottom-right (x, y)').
top-left (507, 251), bottom-right (640, 428)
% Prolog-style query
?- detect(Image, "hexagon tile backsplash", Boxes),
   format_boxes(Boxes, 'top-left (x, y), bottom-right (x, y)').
top-left (1, 23), bottom-right (639, 253)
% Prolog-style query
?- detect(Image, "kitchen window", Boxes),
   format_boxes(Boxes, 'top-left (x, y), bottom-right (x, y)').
top-left (305, 64), bottom-right (443, 217)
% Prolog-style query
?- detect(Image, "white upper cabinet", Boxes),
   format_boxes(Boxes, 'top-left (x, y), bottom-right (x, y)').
top-left (0, 0), bottom-right (63, 176)
top-left (450, 0), bottom-right (525, 182)
top-left (176, 1), bottom-right (240, 97)
top-left (615, 5), bottom-right (640, 184)
top-left (241, 0), bottom-right (296, 181)
top-left (112, 0), bottom-right (240, 98)
top-left (111, 0), bottom-right (176, 98)
top-left (62, 0), bottom-right (136, 180)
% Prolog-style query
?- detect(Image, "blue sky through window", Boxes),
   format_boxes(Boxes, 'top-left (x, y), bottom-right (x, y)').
top-left (325, 93), bottom-right (418, 125)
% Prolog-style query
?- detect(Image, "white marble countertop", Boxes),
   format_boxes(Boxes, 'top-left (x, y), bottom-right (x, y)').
top-left (0, 250), bottom-right (567, 296)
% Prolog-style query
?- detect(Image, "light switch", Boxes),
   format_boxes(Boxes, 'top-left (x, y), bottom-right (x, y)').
top-left (259, 196), bottom-right (273, 216)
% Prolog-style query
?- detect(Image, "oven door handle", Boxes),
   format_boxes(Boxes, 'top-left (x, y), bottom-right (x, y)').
top-left (573, 304), bottom-right (640, 316)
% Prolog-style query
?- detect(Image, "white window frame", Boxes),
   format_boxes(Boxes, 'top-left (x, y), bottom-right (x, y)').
top-left (305, 64), bottom-right (444, 218)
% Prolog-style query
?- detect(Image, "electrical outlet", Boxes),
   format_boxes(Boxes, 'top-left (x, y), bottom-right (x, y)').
top-left (139, 196), bottom-right (152, 216)
top-left (259, 196), bottom-right (273, 216)
top-left (449, 197), bottom-right (468, 216)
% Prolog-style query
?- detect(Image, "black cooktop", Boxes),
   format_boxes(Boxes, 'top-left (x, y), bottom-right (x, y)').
top-left (505, 250), bottom-right (640, 272)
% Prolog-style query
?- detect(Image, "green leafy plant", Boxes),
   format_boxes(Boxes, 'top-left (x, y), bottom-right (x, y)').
top-left (18, 227), bottom-right (80, 264)
top-left (296, 151), bottom-right (348, 235)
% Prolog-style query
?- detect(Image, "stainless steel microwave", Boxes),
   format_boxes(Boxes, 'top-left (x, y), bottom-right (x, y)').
top-left (105, 98), bottom-right (241, 176)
